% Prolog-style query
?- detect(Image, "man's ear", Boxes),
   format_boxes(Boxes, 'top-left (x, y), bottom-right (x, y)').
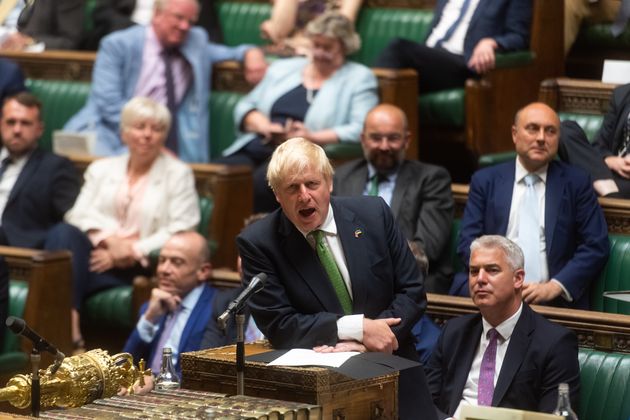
top-left (513, 268), bottom-right (525, 289)
top-left (197, 262), bottom-right (212, 283)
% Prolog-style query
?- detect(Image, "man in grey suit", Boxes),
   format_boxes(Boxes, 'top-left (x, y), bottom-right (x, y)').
top-left (334, 104), bottom-right (454, 293)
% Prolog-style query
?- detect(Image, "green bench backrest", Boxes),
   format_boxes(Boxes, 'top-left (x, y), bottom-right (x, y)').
top-left (351, 8), bottom-right (433, 67)
top-left (558, 112), bottom-right (604, 143)
top-left (217, 2), bottom-right (434, 67)
top-left (578, 348), bottom-right (630, 420)
top-left (217, 2), bottom-right (271, 46)
top-left (3, 280), bottom-right (28, 354)
top-left (209, 91), bottom-right (245, 158)
top-left (25, 79), bottom-right (91, 153)
top-left (591, 234), bottom-right (630, 314)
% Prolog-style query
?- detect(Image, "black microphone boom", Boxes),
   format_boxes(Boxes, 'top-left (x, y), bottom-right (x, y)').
top-left (6, 316), bottom-right (65, 361)
top-left (217, 273), bottom-right (267, 329)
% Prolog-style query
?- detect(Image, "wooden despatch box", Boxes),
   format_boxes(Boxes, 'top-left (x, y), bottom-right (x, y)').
top-left (181, 344), bottom-right (398, 420)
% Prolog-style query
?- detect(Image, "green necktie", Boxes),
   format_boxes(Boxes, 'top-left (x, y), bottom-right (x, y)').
top-left (368, 174), bottom-right (379, 196)
top-left (312, 230), bottom-right (353, 315)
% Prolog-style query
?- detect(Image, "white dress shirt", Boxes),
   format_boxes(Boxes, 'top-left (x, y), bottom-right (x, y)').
top-left (136, 284), bottom-right (205, 368)
top-left (0, 149), bottom-right (30, 219)
top-left (425, 0), bottom-right (482, 55)
top-left (454, 303), bottom-right (523, 418)
top-left (364, 163), bottom-right (398, 207)
top-left (506, 158), bottom-right (571, 301)
top-left (302, 204), bottom-right (364, 342)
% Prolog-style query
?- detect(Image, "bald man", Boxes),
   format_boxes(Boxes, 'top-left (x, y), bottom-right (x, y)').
top-left (454, 102), bottom-right (609, 309)
top-left (123, 230), bottom-right (214, 375)
top-left (334, 104), bottom-right (454, 293)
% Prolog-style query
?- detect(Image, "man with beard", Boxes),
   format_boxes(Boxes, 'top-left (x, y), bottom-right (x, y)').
top-left (334, 104), bottom-right (454, 294)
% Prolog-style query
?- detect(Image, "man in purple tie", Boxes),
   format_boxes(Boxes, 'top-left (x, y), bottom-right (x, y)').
top-left (425, 235), bottom-right (580, 419)
top-left (123, 230), bottom-right (214, 375)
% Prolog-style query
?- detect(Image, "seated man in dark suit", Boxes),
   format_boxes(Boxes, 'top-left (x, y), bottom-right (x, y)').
top-left (0, 92), bottom-right (80, 248)
top-left (557, 83), bottom-right (630, 198)
top-left (236, 137), bottom-right (436, 420)
top-left (374, 0), bottom-right (532, 93)
top-left (123, 230), bottom-right (214, 376)
top-left (427, 235), bottom-right (580, 419)
top-left (334, 103), bottom-right (454, 294)
top-left (453, 102), bottom-right (609, 309)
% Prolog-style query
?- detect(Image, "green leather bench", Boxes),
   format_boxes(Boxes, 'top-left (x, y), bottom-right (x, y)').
top-left (0, 281), bottom-right (30, 374)
top-left (578, 348), bottom-right (630, 420)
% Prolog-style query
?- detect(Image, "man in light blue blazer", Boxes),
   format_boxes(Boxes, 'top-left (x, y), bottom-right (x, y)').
top-left (453, 102), bottom-right (609, 310)
top-left (64, 0), bottom-right (266, 163)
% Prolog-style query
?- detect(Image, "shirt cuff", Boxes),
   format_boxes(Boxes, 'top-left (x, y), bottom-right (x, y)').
top-left (551, 279), bottom-right (572, 302)
top-left (337, 314), bottom-right (364, 342)
top-left (137, 315), bottom-right (159, 343)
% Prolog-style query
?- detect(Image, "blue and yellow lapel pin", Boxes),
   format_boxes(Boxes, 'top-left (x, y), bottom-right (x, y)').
top-left (354, 229), bottom-right (363, 238)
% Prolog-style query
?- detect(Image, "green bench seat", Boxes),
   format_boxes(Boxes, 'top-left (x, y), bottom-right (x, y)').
top-left (0, 280), bottom-right (30, 374)
top-left (578, 348), bottom-right (630, 420)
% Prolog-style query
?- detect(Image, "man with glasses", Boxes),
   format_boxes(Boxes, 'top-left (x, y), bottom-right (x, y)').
top-left (334, 104), bottom-right (454, 294)
top-left (64, 0), bottom-right (267, 163)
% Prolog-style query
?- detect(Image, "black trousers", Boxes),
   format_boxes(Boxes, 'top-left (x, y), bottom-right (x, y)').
top-left (558, 120), bottom-right (630, 198)
top-left (374, 38), bottom-right (475, 94)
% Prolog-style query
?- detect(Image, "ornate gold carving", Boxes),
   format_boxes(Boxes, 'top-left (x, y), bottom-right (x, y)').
top-left (0, 349), bottom-right (139, 409)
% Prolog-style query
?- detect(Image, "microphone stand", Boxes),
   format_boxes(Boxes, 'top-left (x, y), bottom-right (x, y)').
top-left (30, 349), bottom-right (40, 417)
top-left (235, 309), bottom-right (246, 395)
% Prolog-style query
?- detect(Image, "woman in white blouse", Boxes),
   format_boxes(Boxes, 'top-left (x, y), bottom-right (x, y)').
top-left (49, 97), bottom-right (200, 352)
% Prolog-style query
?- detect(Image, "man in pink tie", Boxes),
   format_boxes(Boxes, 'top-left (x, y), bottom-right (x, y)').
top-left (123, 230), bottom-right (214, 376)
top-left (425, 235), bottom-right (580, 419)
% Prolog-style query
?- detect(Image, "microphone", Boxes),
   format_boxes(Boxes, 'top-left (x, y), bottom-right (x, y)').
top-left (217, 273), bottom-right (267, 330)
top-left (6, 317), bottom-right (65, 370)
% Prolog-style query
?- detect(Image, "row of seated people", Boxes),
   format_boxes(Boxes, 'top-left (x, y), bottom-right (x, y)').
top-left (1, 0), bottom-right (547, 161)
top-left (179, 137), bottom-right (582, 420)
top-left (0, 87), bottom-right (622, 347)
top-left (0, 89), bottom-right (627, 418)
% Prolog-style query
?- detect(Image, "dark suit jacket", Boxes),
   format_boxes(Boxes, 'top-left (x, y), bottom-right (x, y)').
top-left (594, 83), bottom-right (630, 158)
top-left (426, 304), bottom-right (580, 420)
top-left (123, 284), bottom-right (216, 376)
top-left (454, 160), bottom-right (609, 309)
top-left (333, 159), bottom-right (454, 293)
top-left (199, 286), bottom-right (253, 349)
top-left (0, 147), bottom-right (80, 249)
top-left (236, 196), bottom-right (426, 360)
top-left (0, 59), bottom-right (25, 104)
top-left (19, 0), bottom-right (84, 49)
top-left (429, 0), bottom-right (532, 62)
